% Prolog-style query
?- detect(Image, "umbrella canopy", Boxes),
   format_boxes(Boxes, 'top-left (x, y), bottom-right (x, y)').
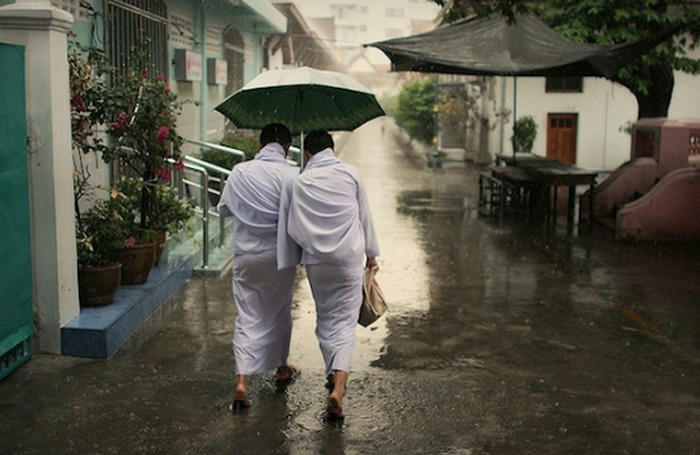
top-left (214, 66), bottom-right (385, 135)
top-left (366, 13), bottom-right (676, 78)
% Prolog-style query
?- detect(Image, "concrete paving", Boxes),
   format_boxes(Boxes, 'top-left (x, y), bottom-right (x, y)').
top-left (1, 118), bottom-right (699, 455)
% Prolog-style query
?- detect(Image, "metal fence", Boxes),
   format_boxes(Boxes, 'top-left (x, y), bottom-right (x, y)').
top-left (167, 139), bottom-right (302, 270)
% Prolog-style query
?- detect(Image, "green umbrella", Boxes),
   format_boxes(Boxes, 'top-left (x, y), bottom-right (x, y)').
top-left (214, 67), bottom-right (385, 165)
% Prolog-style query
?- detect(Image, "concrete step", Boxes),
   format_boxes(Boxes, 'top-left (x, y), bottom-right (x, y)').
top-left (61, 223), bottom-right (233, 359)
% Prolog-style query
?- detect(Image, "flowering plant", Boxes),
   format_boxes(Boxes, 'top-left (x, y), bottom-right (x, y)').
top-left (114, 177), bottom-right (194, 238)
top-left (103, 55), bottom-right (188, 230)
top-left (104, 71), bottom-right (186, 180)
top-left (76, 196), bottom-right (137, 266)
top-left (70, 43), bottom-right (194, 266)
top-left (69, 41), bottom-right (118, 266)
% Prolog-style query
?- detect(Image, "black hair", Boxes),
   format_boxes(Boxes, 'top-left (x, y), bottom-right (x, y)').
top-left (260, 123), bottom-right (292, 147)
top-left (304, 131), bottom-right (334, 155)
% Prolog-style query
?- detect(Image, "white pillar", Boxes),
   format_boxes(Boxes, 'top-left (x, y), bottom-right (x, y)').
top-left (476, 77), bottom-right (494, 164)
top-left (0, 0), bottom-right (78, 354)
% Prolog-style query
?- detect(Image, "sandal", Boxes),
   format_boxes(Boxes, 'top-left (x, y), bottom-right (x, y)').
top-left (275, 364), bottom-right (299, 386)
top-left (325, 405), bottom-right (345, 423)
top-left (231, 393), bottom-right (252, 411)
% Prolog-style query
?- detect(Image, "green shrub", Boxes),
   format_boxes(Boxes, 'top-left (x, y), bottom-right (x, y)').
top-left (195, 131), bottom-right (260, 170)
top-left (512, 116), bottom-right (537, 153)
top-left (394, 76), bottom-right (437, 145)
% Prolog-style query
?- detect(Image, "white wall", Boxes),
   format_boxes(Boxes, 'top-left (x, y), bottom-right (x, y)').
top-left (669, 43), bottom-right (700, 120)
top-left (166, 1), bottom-right (269, 147)
top-left (488, 67), bottom-right (700, 172)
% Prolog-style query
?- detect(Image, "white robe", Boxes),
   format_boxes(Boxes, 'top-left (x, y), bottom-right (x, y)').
top-left (280, 148), bottom-right (380, 376)
top-left (217, 143), bottom-right (300, 375)
top-left (279, 148), bottom-right (380, 267)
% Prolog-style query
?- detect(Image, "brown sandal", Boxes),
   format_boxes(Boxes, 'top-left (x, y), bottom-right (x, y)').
top-left (231, 396), bottom-right (252, 410)
top-left (275, 364), bottom-right (299, 386)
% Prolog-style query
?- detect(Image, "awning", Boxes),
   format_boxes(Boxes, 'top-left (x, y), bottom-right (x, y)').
top-left (367, 13), bottom-right (677, 78)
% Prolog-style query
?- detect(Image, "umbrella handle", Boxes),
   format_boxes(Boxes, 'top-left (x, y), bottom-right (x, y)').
top-left (299, 131), bottom-right (305, 169)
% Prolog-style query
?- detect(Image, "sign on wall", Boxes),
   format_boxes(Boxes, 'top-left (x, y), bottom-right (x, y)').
top-left (207, 58), bottom-right (228, 85)
top-left (174, 49), bottom-right (202, 82)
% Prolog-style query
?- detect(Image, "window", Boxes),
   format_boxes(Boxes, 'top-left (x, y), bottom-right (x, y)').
top-left (545, 76), bottom-right (583, 93)
top-left (106, 0), bottom-right (168, 80)
top-left (225, 27), bottom-right (245, 95)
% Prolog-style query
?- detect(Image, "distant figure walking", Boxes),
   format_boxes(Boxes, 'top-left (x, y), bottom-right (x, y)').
top-left (218, 123), bottom-right (300, 410)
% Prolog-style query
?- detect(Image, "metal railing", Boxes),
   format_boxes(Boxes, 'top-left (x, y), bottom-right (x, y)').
top-left (179, 138), bottom-right (246, 269)
top-left (175, 160), bottom-right (210, 266)
top-left (113, 139), bottom-right (297, 270)
top-left (175, 139), bottom-right (301, 269)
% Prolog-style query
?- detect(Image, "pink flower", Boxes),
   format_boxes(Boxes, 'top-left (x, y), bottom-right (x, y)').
top-left (110, 112), bottom-right (129, 131)
top-left (109, 121), bottom-right (124, 131)
top-left (156, 167), bottom-right (171, 181)
top-left (157, 126), bottom-right (170, 142)
top-left (156, 75), bottom-right (166, 82)
top-left (71, 95), bottom-right (86, 112)
top-left (174, 160), bottom-right (184, 171)
top-left (124, 237), bottom-right (137, 248)
top-left (164, 86), bottom-right (171, 94)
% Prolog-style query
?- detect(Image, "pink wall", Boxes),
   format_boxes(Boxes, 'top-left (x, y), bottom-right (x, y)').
top-left (616, 167), bottom-right (700, 241)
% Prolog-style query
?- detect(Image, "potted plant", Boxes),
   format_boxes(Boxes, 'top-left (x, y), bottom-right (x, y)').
top-left (113, 176), bottom-right (194, 266)
top-left (512, 116), bottom-right (538, 153)
top-left (69, 41), bottom-right (123, 306)
top-left (103, 51), bottom-right (187, 227)
top-left (76, 199), bottom-right (129, 305)
top-left (100, 49), bottom-right (192, 279)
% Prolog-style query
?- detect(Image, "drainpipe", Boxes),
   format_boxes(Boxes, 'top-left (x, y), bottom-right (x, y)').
top-left (199, 2), bottom-right (207, 142)
top-left (499, 76), bottom-right (506, 156)
top-left (602, 92), bottom-right (609, 170)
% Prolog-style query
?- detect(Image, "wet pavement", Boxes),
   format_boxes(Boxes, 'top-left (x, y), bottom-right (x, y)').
top-left (1, 119), bottom-right (699, 454)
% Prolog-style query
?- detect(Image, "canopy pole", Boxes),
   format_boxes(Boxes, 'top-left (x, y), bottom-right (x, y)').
top-left (512, 75), bottom-right (518, 164)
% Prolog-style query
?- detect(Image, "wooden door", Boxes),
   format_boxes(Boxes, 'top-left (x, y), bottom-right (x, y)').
top-left (547, 113), bottom-right (578, 164)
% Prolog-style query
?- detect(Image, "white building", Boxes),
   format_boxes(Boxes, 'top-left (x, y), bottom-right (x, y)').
top-left (286, 0), bottom-right (440, 66)
top-left (462, 42), bottom-right (700, 171)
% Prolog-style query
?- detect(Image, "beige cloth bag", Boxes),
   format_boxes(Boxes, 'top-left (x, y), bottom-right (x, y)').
top-left (358, 265), bottom-right (388, 327)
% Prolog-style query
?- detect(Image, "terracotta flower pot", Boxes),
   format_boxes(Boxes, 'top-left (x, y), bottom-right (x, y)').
top-left (112, 242), bottom-right (157, 285)
top-left (78, 263), bottom-right (122, 307)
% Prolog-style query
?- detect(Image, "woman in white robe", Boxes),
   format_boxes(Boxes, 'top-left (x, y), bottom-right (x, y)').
top-left (217, 124), bottom-right (301, 409)
top-left (280, 131), bottom-right (379, 420)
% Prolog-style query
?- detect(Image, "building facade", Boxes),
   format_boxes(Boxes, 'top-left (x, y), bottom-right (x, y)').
top-left (0, 0), bottom-right (291, 359)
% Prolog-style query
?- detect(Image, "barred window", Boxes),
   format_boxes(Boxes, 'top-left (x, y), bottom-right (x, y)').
top-left (545, 76), bottom-right (583, 93)
top-left (106, 0), bottom-right (168, 81)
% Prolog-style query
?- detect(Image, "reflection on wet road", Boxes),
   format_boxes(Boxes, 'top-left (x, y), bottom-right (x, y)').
top-left (0, 118), bottom-right (698, 455)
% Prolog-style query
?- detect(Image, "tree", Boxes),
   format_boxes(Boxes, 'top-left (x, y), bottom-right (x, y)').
top-left (429, 0), bottom-right (700, 118)
top-left (394, 76), bottom-right (437, 144)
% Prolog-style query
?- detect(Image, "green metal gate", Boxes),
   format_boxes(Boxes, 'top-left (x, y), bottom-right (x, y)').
top-left (0, 42), bottom-right (33, 381)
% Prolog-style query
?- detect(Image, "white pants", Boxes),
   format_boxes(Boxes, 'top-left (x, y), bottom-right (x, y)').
top-left (306, 263), bottom-right (363, 377)
top-left (232, 250), bottom-right (296, 375)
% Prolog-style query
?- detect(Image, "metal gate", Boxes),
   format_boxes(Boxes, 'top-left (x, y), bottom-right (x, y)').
top-left (0, 43), bottom-right (33, 381)
top-left (105, 0), bottom-right (168, 79)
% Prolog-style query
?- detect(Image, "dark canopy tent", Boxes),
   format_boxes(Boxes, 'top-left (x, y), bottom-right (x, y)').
top-left (367, 13), bottom-right (678, 158)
